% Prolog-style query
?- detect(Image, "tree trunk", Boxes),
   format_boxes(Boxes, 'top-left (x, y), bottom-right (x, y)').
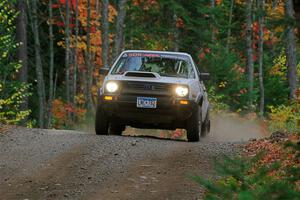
top-left (65, 0), bottom-right (71, 104)
top-left (47, 0), bottom-right (54, 128)
top-left (226, 0), bottom-right (234, 51)
top-left (211, 0), bottom-right (215, 41)
top-left (173, 13), bottom-right (179, 52)
top-left (54, 71), bottom-right (58, 100)
top-left (86, 0), bottom-right (94, 112)
top-left (112, 0), bottom-right (127, 62)
top-left (73, 0), bottom-right (79, 107)
top-left (246, 0), bottom-right (254, 107)
top-left (272, 0), bottom-right (279, 9)
top-left (258, 0), bottom-right (265, 116)
top-left (16, 0), bottom-right (28, 113)
top-left (285, 0), bottom-right (298, 100)
top-left (102, 0), bottom-right (109, 68)
top-left (29, 0), bottom-right (46, 128)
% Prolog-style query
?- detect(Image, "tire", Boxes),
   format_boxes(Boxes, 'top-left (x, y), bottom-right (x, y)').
top-left (201, 111), bottom-right (210, 137)
top-left (186, 105), bottom-right (202, 142)
top-left (109, 123), bottom-right (125, 135)
top-left (95, 106), bottom-right (109, 135)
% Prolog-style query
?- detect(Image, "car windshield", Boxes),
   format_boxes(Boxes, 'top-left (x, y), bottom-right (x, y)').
top-left (111, 53), bottom-right (195, 78)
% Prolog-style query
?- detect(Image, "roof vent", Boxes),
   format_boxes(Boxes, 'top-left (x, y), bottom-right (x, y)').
top-left (124, 71), bottom-right (157, 78)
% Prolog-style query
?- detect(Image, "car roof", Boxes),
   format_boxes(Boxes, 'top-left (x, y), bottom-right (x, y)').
top-left (122, 50), bottom-right (192, 57)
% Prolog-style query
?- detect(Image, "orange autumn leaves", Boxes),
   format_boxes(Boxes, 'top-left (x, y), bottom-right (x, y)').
top-left (132, 0), bottom-right (159, 10)
top-left (244, 134), bottom-right (300, 179)
top-left (74, 0), bottom-right (116, 92)
top-left (51, 98), bottom-right (86, 128)
top-left (57, 0), bottom-right (117, 68)
top-left (51, 0), bottom-right (117, 128)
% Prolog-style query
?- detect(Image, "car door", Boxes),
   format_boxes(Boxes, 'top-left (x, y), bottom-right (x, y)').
top-left (195, 68), bottom-right (208, 122)
top-left (190, 57), bottom-right (208, 122)
top-left (200, 82), bottom-right (209, 121)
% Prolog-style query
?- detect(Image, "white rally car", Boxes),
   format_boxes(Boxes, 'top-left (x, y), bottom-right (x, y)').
top-left (95, 50), bottom-right (210, 142)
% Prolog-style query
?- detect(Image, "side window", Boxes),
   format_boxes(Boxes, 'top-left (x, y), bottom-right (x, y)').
top-left (189, 58), bottom-right (200, 80)
top-left (179, 61), bottom-right (195, 79)
top-left (112, 57), bottom-right (126, 74)
top-left (189, 66), bottom-right (196, 79)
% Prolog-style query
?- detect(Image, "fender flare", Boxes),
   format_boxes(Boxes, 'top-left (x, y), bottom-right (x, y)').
top-left (195, 93), bottom-right (203, 106)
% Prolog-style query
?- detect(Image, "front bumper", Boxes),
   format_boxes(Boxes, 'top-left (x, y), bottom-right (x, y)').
top-left (98, 94), bottom-right (197, 128)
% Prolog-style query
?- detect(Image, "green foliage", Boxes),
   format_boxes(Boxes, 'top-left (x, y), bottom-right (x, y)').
top-left (268, 102), bottom-right (300, 134)
top-left (264, 50), bottom-right (296, 107)
top-left (0, 0), bottom-right (297, 126)
top-left (192, 153), bottom-right (300, 200)
top-left (208, 86), bottom-right (229, 112)
top-left (203, 44), bottom-right (257, 111)
top-left (0, 0), bottom-right (31, 125)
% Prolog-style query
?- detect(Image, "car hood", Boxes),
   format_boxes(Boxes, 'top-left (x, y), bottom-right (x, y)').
top-left (105, 75), bottom-right (193, 85)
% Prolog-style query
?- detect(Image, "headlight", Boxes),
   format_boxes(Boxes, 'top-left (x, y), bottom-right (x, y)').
top-left (106, 82), bottom-right (119, 93)
top-left (175, 86), bottom-right (189, 97)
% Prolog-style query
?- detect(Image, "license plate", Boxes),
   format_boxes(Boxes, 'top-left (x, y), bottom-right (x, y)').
top-left (136, 97), bottom-right (157, 109)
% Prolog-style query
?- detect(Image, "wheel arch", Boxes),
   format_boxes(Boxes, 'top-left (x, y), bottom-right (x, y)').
top-left (195, 93), bottom-right (203, 106)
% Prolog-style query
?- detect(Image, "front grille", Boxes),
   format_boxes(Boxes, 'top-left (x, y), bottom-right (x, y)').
top-left (121, 81), bottom-right (172, 96)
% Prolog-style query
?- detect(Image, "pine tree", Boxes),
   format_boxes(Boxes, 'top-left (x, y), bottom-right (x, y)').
top-left (192, 152), bottom-right (300, 200)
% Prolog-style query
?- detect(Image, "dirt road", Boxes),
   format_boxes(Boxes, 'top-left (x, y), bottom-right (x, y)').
top-left (0, 114), bottom-right (265, 200)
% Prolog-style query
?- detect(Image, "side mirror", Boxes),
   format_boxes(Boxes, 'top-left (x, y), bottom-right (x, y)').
top-left (99, 67), bottom-right (110, 75)
top-left (200, 73), bottom-right (210, 80)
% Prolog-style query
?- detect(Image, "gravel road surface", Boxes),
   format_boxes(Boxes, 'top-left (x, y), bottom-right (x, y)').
top-left (0, 114), bottom-right (264, 200)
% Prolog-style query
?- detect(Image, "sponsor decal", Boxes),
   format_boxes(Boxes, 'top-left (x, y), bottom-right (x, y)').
top-left (127, 53), bottom-right (160, 57)
top-left (160, 54), bottom-right (188, 61)
top-left (126, 52), bottom-right (189, 61)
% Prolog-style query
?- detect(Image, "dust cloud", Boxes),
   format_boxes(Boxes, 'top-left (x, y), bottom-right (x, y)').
top-left (122, 113), bottom-right (268, 142)
top-left (204, 113), bottom-right (268, 142)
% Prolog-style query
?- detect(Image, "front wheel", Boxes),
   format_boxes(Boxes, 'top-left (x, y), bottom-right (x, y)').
top-left (186, 106), bottom-right (202, 142)
top-left (201, 111), bottom-right (210, 137)
top-left (109, 123), bottom-right (125, 135)
top-left (95, 106), bottom-right (109, 135)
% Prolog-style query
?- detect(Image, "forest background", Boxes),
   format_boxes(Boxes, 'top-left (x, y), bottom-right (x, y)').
top-left (0, 0), bottom-right (299, 134)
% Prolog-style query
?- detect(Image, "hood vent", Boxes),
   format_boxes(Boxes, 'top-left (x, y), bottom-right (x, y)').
top-left (124, 71), bottom-right (157, 78)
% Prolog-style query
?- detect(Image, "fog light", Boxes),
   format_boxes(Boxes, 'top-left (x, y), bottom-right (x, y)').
top-left (179, 100), bottom-right (188, 105)
top-left (104, 96), bottom-right (113, 101)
